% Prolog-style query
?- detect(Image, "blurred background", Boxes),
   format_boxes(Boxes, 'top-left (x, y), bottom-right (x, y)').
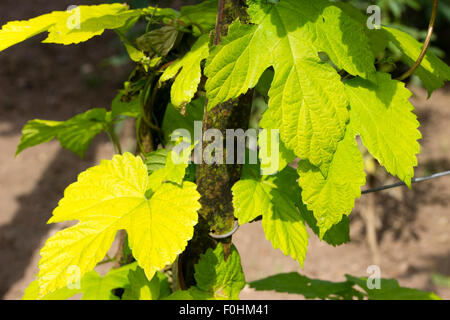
top-left (0, 0), bottom-right (449, 299)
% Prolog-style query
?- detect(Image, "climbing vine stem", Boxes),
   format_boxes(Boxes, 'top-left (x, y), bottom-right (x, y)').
top-left (396, 0), bottom-right (438, 80)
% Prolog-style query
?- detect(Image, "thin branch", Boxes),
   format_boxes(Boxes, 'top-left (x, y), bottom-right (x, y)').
top-left (396, 0), bottom-right (438, 81)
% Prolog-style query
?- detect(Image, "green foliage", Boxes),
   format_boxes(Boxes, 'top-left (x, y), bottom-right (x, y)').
top-left (167, 243), bottom-right (246, 300)
top-left (249, 272), bottom-right (363, 300)
top-left (160, 35), bottom-right (209, 109)
top-left (111, 91), bottom-right (141, 118)
top-left (381, 26), bottom-right (450, 95)
top-left (179, 0), bottom-right (218, 35)
top-left (250, 272), bottom-right (441, 300)
top-left (344, 275), bottom-right (442, 300)
top-left (297, 124), bottom-right (366, 236)
top-left (16, 108), bottom-right (112, 158)
top-left (3, 0), bottom-right (448, 301)
top-left (161, 98), bottom-right (204, 143)
top-left (0, 4), bottom-right (139, 51)
top-left (23, 263), bottom-right (138, 300)
top-left (233, 165), bottom-right (309, 265)
top-left (122, 267), bottom-right (161, 300)
top-left (37, 152), bottom-right (200, 296)
top-left (205, 0), bottom-right (372, 170)
top-left (345, 72), bottom-right (421, 186)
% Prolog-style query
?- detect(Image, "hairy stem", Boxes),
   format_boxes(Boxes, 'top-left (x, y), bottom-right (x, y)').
top-left (181, 0), bottom-right (253, 288)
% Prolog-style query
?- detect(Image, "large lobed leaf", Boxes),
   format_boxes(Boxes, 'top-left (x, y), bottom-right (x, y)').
top-left (205, 0), bottom-right (375, 169)
top-left (203, 0), bottom-right (434, 237)
top-left (37, 152), bottom-right (200, 296)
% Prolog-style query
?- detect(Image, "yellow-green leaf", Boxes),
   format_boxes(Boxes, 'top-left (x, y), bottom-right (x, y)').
top-left (298, 124), bottom-right (366, 237)
top-left (233, 166), bottom-right (309, 265)
top-left (16, 108), bottom-right (110, 158)
top-left (0, 12), bottom-right (64, 52)
top-left (160, 35), bottom-right (209, 109)
top-left (0, 4), bottom-right (139, 52)
top-left (38, 152), bottom-right (200, 296)
top-left (205, 0), bottom-right (365, 168)
top-left (382, 26), bottom-right (450, 95)
top-left (345, 72), bottom-right (421, 186)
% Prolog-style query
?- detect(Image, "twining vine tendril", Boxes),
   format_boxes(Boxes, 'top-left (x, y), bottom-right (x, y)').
top-left (396, 0), bottom-right (439, 80)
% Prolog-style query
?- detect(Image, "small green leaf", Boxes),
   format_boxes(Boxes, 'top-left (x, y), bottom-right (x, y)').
top-left (15, 120), bottom-right (61, 155)
top-left (191, 243), bottom-right (245, 300)
top-left (162, 98), bottom-right (204, 144)
top-left (115, 16), bottom-right (144, 62)
top-left (160, 35), bottom-right (209, 109)
top-left (16, 108), bottom-right (110, 158)
top-left (81, 263), bottom-right (138, 300)
top-left (179, 0), bottom-right (218, 35)
top-left (122, 267), bottom-right (160, 300)
top-left (144, 149), bottom-right (170, 175)
top-left (136, 25), bottom-right (179, 58)
top-left (111, 91), bottom-right (141, 119)
top-left (166, 244), bottom-right (245, 300)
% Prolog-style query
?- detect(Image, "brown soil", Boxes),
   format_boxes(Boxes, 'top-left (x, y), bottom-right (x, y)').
top-left (0, 0), bottom-right (449, 300)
